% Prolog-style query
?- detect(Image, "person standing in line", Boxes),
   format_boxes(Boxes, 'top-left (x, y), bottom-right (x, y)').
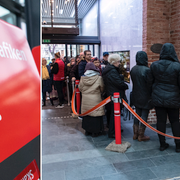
top-left (42, 58), bottom-right (53, 106)
top-left (78, 50), bottom-right (91, 77)
top-left (51, 52), bottom-right (65, 108)
top-left (130, 51), bottom-right (153, 141)
top-left (101, 52), bottom-right (110, 72)
top-left (92, 57), bottom-right (102, 75)
top-left (148, 43), bottom-right (180, 152)
top-left (102, 54), bottom-right (128, 138)
top-left (79, 62), bottom-right (105, 137)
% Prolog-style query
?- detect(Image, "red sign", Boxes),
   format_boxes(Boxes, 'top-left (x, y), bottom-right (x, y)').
top-left (32, 46), bottom-right (41, 75)
top-left (0, 20), bottom-right (40, 162)
top-left (14, 160), bottom-right (40, 180)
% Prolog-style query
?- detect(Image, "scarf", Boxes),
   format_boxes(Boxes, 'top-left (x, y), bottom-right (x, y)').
top-left (42, 65), bottom-right (50, 80)
top-left (84, 70), bottom-right (100, 77)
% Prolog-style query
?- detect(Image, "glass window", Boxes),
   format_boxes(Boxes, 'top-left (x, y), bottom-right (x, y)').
top-left (0, 6), bottom-right (17, 26)
top-left (13, 0), bottom-right (25, 6)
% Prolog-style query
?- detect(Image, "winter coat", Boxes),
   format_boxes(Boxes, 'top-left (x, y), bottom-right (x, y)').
top-left (148, 43), bottom-right (180, 108)
top-left (101, 59), bottom-right (109, 72)
top-left (79, 74), bottom-right (105, 117)
top-left (102, 64), bottom-right (128, 99)
top-left (130, 51), bottom-right (153, 109)
top-left (78, 60), bottom-right (87, 77)
top-left (42, 65), bottom-right (52, 93)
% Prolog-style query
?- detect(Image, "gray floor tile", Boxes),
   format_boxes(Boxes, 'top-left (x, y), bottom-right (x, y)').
top-left (150, 163), bottom-right (180, 179)
top-left (150, 154), bottom-right (180, 166)
top-left (125, 149), bottom-right (168, 160)
top-left (82, 177), bottom-right (103, 180)
top-left (42, 170), bottom-right (65, 180)
top-left (113, 158), bottom-right (155, 172)
top-left (65, 164), bottom-right (117, 180)
top-left (103, 168), bottom-right (157, 180)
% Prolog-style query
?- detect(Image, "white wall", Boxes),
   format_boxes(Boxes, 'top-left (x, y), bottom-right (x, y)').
top-left (82, 2), bottom-right (98, 36)
top-left (100, 0), bottom-right (143, 69)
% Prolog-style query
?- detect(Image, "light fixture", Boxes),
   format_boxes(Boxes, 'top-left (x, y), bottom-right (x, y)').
top-left (65, 1), bottom-right (67, 4)
top-left (59, 9), bottom-right (63, 14)
top-left (45, 10), bottom-right (47, 13)
top-left (56, 5), bottom-right (58, 8)
top-left (70, 10), bottom-right (75, 17)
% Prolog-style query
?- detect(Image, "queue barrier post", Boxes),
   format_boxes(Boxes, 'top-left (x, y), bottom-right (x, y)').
top-left (66, 76), bottom-right (70, 106)
top-left (113, 92), bottom-right (122, 145)
top-left (72, 81), bottom-right (75, 94)
top-left (75, 80), bottom-right (81, 114)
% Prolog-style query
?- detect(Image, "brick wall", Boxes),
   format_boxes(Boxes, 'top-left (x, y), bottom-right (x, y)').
top-left (143, 0), bottom-right (180, 124)
top-left (170, 0), bottom-right (180, 59)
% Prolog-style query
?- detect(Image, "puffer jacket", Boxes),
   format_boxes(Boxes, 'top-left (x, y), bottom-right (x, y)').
top-left (148, 43), bottom-right (180, 108)
top-left (78, 60), bottom-right (87, 77)
top-left (79, 74), bottom-right (105, 117)
top-left (102, 64), bottom-right (128, 99)
top-left (130, 51), bottom-right (153, 109)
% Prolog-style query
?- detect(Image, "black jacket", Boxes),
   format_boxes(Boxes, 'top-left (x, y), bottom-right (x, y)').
top-left (148, 43), bottom-right (180, 108)
top-left (78, 60), bottom-right (87, 77)
top-left (102, 64), bottom-right (128, 99)
top-left (70, 63), bottom-right (80, 80)
top-left (130, 51), bottom-right (152, 109)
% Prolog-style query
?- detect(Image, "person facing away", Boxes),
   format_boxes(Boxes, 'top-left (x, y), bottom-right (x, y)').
top-left (102, 54), bottom-right (128, 138)
top-left (79, 62), bottom-right (105, 137)
top-left (148, 43), bottom-right (180, 152)
top-left (51, 52), bottom-right (65, 108)
top-left (42, 58), bottom-right (52, 106)
top-left (78, 50), bottom-right (91, 77)
top-left (130, 51), bottom-right (153, 142)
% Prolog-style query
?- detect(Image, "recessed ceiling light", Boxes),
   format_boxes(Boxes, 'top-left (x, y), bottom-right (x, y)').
top-left (59, 9), bottom-right (63, 14)
top-left (56, 5), bottom-right (58, 8)
top-left (45, 10), bottom-right (47, 13)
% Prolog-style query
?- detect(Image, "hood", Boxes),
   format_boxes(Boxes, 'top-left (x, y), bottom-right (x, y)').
top-left (82, 75), bottom-right (99, 86)
top-left (160, 43), bottom-right (179, 62)
top-left (102, 64), bottom-right (117, 76)
top-left (136, 51), bottom-right (148, 66)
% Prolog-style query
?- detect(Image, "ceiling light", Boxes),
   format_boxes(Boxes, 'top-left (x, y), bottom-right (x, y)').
top-left (45, 10), bottom-right (47, 13)
top-left (70, 10), bottom-right (75, 17)
top-left (65, 1), bottom-right (67, 4)
top-left (59, 9), bottom-right (63, 14)
top-left (56, 5), bottom-right (58, 8)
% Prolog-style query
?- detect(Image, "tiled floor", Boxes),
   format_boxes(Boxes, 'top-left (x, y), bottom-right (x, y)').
top-left (42, 102), bottom-right (180, 180)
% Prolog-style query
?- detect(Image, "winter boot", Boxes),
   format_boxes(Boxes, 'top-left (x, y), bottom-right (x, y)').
top-left (42, 101), bottom-right (46, 107)
top-left (138, 126), bottom-right (150, 141)
top-left (133, 124), bottom-right (139, 140)
top-left (160, 142), bottom-right (169, 151)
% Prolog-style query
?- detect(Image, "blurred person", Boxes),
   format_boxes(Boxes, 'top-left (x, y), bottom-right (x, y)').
top-left (49, 58), bottom-right (55, 67)
top-left (101, 52), bottom-right (109, 72)
top-left (102, 54), bottom-right (128, 138)
top-left (148, 43), bottom-right (180, 152)
top-left (130, 51), bottom-right (153, 141)
top-left (79, 62), bottom-right (105, 137)
top-left (42, 58), bottom-right (53, 106)
top-left (75, 55), bottom-right (80, 62)
top-left (78, 50), bottom-right (91, 77)
top-left (92, 57), bottom-right (102, 75)
top-left (51, 52), bottom-right (65, 108)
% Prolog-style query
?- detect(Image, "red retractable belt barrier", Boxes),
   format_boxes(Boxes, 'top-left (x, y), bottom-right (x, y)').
top-left (0, 20), bottom-right (40, 163)
top-left (75, 80), bottom-right (81, 114)
top-left (113, 93), bottom-right (122, 144)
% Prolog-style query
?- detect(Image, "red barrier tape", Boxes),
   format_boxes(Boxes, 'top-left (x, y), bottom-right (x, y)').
top-left (71, 87), bottom-right (111, 116)
top-left (122, 99), bottom-right (180, 140)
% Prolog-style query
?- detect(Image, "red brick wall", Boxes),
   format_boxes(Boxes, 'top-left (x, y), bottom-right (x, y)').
top-left (170, 0), bottom-right (180, 59)
top-left (143, 0), bottom-right (180, 124)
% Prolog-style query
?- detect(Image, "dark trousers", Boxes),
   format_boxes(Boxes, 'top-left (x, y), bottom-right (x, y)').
top-left (42, 92), bottom-right (46, 104)
top-left (134, 107), bottom-right (149, 128)
top-left (109, 102), bottom-right (115, 136)
top-left (155, 107), bottom-right (180, 145)
top-left (54, 81), bottom-right (64, 105)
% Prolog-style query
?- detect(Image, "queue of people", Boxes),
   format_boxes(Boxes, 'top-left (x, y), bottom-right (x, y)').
top-left (42, 42), bottom-right (180, 152)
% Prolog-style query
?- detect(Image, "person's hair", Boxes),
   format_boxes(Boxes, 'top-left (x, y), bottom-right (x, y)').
top-left (76, 55), bottom-right (79, 59)
top-left (108, 54), bottom-right (120, 65)
top-left (84, 50), bottom-right (91, 56)
top-left (52, 58), bottom-right (55, 61)
top-left (91, 57), bottom-right (100, 62)
top-left (70, 57), bottom-right (75, 62)
top-left (55, 52), bottom-right (60, 58)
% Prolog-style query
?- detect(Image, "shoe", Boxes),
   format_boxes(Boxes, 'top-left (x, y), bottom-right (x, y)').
top-left (50, 98), bottom-right (54, 106)
top-left (55, 104), bottom-right (64, 108)
top-left (108, 134), bottom-right (115, 138)
top-left (138, 126), bottom-right (150, 141)
top-left (160, 143), bottom-right (169, 151)
top-left (176, 143), bottom-right (180, 153)
top-left (85, 131), bottom-right (91, 136)
top-left (121, 129), bottom-right (124, 133)
top-left (133, 124), bottom-right (139, 140)
top-left (78, 116), bottom-right (83, 120)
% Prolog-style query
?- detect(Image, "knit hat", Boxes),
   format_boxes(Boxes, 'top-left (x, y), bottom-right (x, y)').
top-left (91, 57), bottom-right (100, 62)
top-left (85, 62), bottom-right (100, 72)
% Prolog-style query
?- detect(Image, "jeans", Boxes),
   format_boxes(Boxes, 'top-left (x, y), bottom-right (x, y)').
top-left (134, 107), bottom-right (149, 128)
top-left (54, 81), bottom-right (64, 105)
top-left (155, 107), bottom-right (180, 145)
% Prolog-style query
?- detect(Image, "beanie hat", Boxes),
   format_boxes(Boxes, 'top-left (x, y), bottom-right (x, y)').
top-left (85, 62), bottom-right (100, 72)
